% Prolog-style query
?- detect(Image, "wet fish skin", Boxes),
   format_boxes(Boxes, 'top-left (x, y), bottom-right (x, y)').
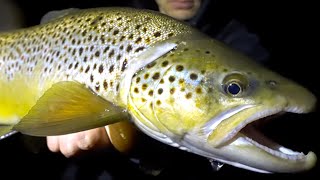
top-left (0, 7), bottom-right (317, 174)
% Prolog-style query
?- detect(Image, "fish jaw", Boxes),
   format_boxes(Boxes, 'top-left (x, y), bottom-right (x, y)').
top-left (183, 128), bottom-right (317, 173)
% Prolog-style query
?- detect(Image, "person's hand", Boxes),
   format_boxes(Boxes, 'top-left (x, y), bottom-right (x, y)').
top-left (47, 127), bottom-right (110, 158)
top-left (46, 122), bottom-right (138, 158)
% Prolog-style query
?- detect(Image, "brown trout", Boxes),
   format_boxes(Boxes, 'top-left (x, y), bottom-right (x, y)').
top-left (0, 7), bottom-right (317, 173)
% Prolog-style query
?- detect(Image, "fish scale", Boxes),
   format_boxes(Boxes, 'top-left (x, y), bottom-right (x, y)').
top-left (0, 7), bottom-right (191, 122)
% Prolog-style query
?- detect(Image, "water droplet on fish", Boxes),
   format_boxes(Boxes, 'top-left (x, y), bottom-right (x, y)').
top-left (208, 159), bottom-right (224, 171)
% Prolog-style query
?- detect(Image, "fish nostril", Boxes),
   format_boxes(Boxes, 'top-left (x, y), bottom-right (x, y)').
top-left (266, 80), bottom-right (278, 89)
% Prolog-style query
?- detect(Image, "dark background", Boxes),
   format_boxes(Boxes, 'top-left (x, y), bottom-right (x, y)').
top-left (0, 0), bottom-right (319, 179)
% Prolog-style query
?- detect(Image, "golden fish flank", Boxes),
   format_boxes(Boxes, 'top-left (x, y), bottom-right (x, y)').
top-left (0, 7), bottom-right (317, 174)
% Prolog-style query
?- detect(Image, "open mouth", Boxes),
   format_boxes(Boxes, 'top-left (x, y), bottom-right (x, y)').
top-left (228, 112), bottom-right (311, 161)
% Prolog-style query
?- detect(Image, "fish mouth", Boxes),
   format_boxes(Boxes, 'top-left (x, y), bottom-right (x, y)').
top-left (236, 113), bottom-right (307, 161)
top-left (184, 106), bottom-right (317, 173)
top-left (220, 108), bottom-right (314, 161)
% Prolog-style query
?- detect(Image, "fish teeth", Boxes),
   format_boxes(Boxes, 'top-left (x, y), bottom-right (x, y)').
top-left (245, 136), bottom-right (305, 160)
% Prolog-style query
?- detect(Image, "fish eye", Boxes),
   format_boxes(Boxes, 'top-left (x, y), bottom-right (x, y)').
top-left (222, 73), bottom-right (248, 97)
top-left (225, 81), bottom-right (243, 96)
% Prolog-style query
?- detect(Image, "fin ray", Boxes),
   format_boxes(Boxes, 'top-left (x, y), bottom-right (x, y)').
top-left (13, 81), bottom-right (129, 136)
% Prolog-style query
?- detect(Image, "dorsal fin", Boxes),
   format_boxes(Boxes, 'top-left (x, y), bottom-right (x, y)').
top-left (40, 8), bottom-right (80, 24)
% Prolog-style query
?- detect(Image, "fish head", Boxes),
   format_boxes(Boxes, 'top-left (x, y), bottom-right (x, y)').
top-left (128, 33), bottom-right (317, 173)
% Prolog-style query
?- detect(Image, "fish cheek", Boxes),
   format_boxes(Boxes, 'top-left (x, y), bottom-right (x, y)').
top-left (152, 87), bottom-right (213, 135)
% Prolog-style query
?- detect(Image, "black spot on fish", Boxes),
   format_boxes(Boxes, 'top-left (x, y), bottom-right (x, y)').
top-left (99, 64), bottom-right (104, 73)
top-left (196, 87), bottom-right (202, 94)
top-left (156, 100), bottom-right (161, 106)
top-left (144, 73), bottom-right (149, 79)
top-left (190, 73), bottom-right (198, 80)
top-left (135, 24), bottom-right (141, 30)
top-left (116, 83), bottom-right (120, 91)
top-left (135, 37), bottom-right (142, 44)
top-left (104, 46), bottom-right (110, 53)
top-left (103, 80), bottom-right (108, 90)
top-left (100, 35), bottom-right (106, 44)
top-left (169, 76), bottom-right (175, 82)
top-left (148, 90), bottom-right (154, 96)
top-left (109, 65), bottom-right (114, 73)
top-left (162, 61), bottom-right (169, 67)
top-left (152, 72), bottom-right (160, 80)
top-left (117, 54), bottom-right (121, 61)
top-left (113, 29), bottom-right (119, 35)
top-left (176, 65), bottom-right (184, 72)
top-left (121, 59), bottom-right (128, 72)
top-left (158, 88), bottom-right (163, 95)
top-left (109, 50), bottom-right (115, 58)
top-left (74, 62), bottom-right (79, 69)
top-left (134, 87), bottom-right (139, 93)
top-left (135, 47), bottom-right (145, 52)
top-left (126, 45), bottom-right (133, 53)
top-left (186, 92), bottom-right (192, 99)
top-left (154, 31), bottom-right (161, 37)
top-left (90, 45), bottom-right (94, 52)
top-left (170, 88), bottom-right (175, 94)
top-left (95, 51), bottom-right (100, 57)
top-left (95, 83), bottom-right (100, 91)
top-left (120, 36), bottom-right (126, 42)
top-left (142, 27), bottom-right (147, 33)
top-left (136, 77), bottom-right (140, 83)
top-left (168, 32), bottom-right (174, 37)
top-left (90, 75), bottom-right (94, 82)
top-left (142, 84), bottom-right (148, 90)
top-left (79, 47), bottom-right (84, 56)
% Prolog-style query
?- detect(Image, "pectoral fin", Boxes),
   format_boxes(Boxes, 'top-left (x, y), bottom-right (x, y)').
top-left (13, 81), bottom-right (129, 136)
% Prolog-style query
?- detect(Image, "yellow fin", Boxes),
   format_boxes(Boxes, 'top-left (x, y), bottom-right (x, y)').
top-left (13, 81), bottom-right (129, 136)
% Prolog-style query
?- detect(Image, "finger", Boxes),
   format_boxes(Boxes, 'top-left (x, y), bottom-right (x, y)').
top-left (77, 127), bottom-right (110, 151)
top-left (46, 136), bottom-right (60, 153)
top-left (58, 133), bottom-right (80, 158)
